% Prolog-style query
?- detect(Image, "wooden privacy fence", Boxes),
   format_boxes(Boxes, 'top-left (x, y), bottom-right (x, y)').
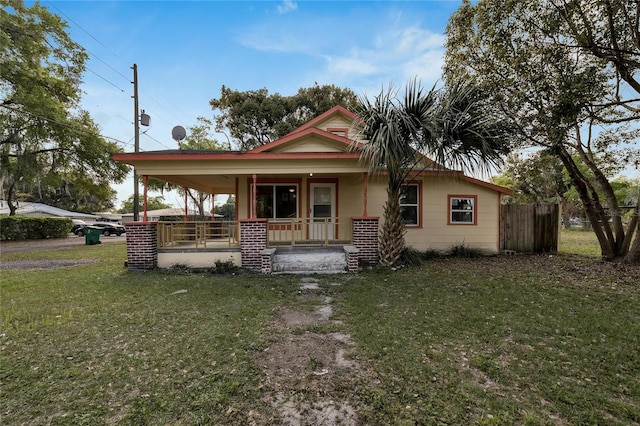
top-left (500, 204), bottom-right (560, 253)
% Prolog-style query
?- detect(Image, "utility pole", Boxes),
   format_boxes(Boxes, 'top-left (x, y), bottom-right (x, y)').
top-left (132, 64), bottom-right (140, 222)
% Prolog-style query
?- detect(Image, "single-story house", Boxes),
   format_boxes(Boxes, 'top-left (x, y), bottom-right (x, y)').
top-left (121, 208), bottom-right (223, 223)
top-left (114, 106), bottom-right (511, 272)
top-left (0, 201), bottom-right (98, 222)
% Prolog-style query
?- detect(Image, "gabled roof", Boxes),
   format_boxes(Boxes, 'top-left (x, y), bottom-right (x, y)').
top-left (246, 105), bottom-right (360, 154)
top-left (247, 127), bottom-right (355, 154)
top-left (0, 201), bottom-right (98, 219)
top-left (287, 105), bottom-right (359, 135)
top-left (111, 105), bottom-right (512, 196)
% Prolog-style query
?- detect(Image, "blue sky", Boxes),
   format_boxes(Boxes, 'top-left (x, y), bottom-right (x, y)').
top-left (41, 0), bottom-right (463, 207)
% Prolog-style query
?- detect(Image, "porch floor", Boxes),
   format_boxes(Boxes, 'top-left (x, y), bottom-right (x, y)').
top-left (158, 239), bottom-right (239, 250)
top-left (268, 240), bottom-right (351, 247)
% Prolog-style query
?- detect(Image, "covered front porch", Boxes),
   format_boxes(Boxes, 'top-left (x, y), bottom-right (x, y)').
top-left (124, 215), bottom-right (378, 273)
top-left (113, 106), bottom-right (382, 272)
top-left (156, 216), bottom-right (351, 250)
top-left (115, 145), bottom-right (384, 271)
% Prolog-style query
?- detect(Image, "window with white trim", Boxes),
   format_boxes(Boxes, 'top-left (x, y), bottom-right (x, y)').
top-left (400, 184), bottom-right (419, 226)
top-left (252, 184), bottom-right (298, 219)
top-left (449, 196), bottom-right (475, 224)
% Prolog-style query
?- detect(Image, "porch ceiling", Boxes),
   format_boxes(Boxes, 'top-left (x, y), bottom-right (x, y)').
top-left (116, 153), bottom-right (370, 194)
top-left (151, 174), bottom-right (236, 194)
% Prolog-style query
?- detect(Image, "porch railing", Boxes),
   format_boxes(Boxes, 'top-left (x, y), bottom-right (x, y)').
top-left (157, 221), bottom-right (239, 249)
top-left (267, 217), bottom-right (350, 246)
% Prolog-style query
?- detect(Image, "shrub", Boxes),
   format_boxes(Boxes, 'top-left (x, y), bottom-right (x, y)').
top-left (421, 248), bottom-right (441, 260)
top-left (446, 243), bottom-right (484, 258)
top-left (211, 259), bottom-right (238, 274)
top-left (0, 216), bottom-right (72, 240)
top-left (399, 247), bottom-right (426, 266)
top-left (397, 247), bottom-right (444, 267)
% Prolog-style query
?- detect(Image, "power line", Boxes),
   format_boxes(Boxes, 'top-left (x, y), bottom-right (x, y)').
top-left (142, 131), bottom-right (174, 150)
top-left (1, 104), bottom-right (128, 147)
top-left (143, 93), bottom-right (193, 125)
top-left (85, 68), bottom-right (126, 93)
top-left (85, 49), bottom-right (131, 83)
top-left (43, 3), bottom-right (195, 146)
top-left (46, 2), bottom-right (109, 51)
top-left (47, 2), bottom-right (131, 84)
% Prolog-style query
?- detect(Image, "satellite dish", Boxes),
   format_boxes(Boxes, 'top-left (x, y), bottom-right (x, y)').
top-left (171, 125), bottom-right (186, 142)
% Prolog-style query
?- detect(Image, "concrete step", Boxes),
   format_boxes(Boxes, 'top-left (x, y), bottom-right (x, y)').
top-left (272, 247), bottom-right (347, 274)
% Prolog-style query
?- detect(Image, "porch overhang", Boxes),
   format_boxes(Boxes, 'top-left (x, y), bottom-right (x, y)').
top-left (112, 151), bottom-right (367, 194)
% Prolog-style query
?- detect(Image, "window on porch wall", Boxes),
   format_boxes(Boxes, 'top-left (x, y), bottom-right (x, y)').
top-left (252, 184), bottom-right (298, 219)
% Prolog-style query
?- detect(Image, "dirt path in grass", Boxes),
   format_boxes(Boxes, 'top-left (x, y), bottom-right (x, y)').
top-left (253, 276), bottom-right (362, 425)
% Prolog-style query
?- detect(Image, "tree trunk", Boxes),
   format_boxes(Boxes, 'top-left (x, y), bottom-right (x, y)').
top-left (624, 222), bottom-right (640, 264)
top-left (379, 188), bottom-right (406, 266)
top-left (557, 148), bottom-right (615, 258)
top-left (623, 198), bottom-right (640, 264)
top-left (576, 143), bottom-right (625, 253)
top-left (7, 181), bottom-right (17, 216)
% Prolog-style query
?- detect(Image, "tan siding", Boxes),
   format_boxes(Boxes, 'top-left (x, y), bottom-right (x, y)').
top-left (367, 176), bottom-right (501, 253)
top-left (316, 116), bottom-right (353, 131)
top-left (271, 137), bottom-right (345, 153)
top-left (313, 116), bottom-right (367, 143)
top-left (338, 175), bottom-right (366, 218)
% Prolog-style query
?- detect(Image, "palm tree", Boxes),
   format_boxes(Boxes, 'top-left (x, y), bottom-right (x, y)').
top-left (356, 79), bottom-right (509, 266)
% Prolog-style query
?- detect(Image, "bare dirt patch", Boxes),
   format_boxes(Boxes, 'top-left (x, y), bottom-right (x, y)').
top-left (0, 259), bottom-right (96, 270)
top-left (253, 278), bottom-right (362, 425)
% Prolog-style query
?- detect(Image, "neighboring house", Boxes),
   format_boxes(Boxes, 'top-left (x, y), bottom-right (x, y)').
top-left (0, 201), bottom-right (98, 222)
top-left (114, 106), bottom-right (511, 272)
top-left (121, 208), bottom-right (222, 222)
top-left (93, 212), bottom-right (123, 223)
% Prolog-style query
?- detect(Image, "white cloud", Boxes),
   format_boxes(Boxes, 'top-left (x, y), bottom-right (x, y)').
top-left (323, 53), bottom-right (379, 76)
top-left (236, 9), bottom-right (446, 95)
top-left (277, 0), bottom-right (298, 14)
top-left (318, 24), bottom-right (446, 92)
top-left (237, 30), bottom-right (313, 53)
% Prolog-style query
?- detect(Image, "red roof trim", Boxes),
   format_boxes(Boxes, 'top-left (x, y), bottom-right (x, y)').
top-left (113, 151), bottom-right (362, 162)
top-left (247, 127), bottom-right (355, 153)
top-left (292, 105), bottom-right (358, 133)
top-left (460, 174), bottom-right (513, 195)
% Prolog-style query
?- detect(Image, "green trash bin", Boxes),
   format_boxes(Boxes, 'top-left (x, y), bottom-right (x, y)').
top-left (83, 226), bottom-right (103, 245)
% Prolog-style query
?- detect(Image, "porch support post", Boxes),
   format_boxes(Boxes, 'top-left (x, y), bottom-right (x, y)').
top-left (252, 173), bottom-right (257, 219)
top-left (363, 172), bottom-right (369, 217)
top-left (124, 221), bottom-right (157, 270)
top-left (235, 177), bottom-right (239, 222)
top-left (183, 187), bottom-right (188, 221)
top-left (211, 193), bottom-right (215, 221)
top-left (351, 216), bottom-right (379, 265)
top-left (240, 219), bottom-right (267, 271)
top-left (142, 175), bottom-right (148, 223)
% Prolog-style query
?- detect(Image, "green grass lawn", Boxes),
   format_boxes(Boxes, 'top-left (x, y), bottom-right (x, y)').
top-left (338, 256), bottom-right (639, 424)
top-left (1, 240), bottom-right (638, 425)
top-left (559, 227), bottom-right (602, 257)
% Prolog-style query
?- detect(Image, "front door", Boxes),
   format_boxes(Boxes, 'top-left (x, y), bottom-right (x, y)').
top-left (310, 183), bottom-right (335, 240)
